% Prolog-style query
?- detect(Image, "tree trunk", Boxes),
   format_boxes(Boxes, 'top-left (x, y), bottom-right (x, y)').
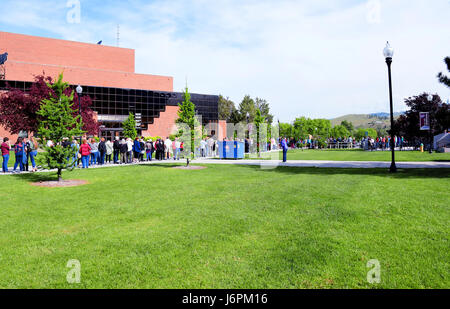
top-left (57, 168), bottom-right (62, 182)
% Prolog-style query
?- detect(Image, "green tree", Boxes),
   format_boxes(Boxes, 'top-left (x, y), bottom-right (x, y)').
top-left (36, 73), bottom-right (84, 181)
top-left (312, 119), bottom-right (332, 138)
top-left (122, 112), bottom-right (137, 140)
top-left (255, 97), bottom-right (274, 124)
top-left (437, 57), bottom-right (450, 88)
top-left (218, 95), bottom-right (236, 121)
top-left (279, 122), bottom-right (294, 137)
top-left (238, 95), bottom-right (256, 123)
top-left (355, 128), bottom-right (377, 140)
top-left (176, 86), bottom-right (198, 157)
top-left (331, 125), bottom-right (350, 138)
top-left (293, 117), bottom-right (310, 140)
top-left (340, 120), bottom-right (354, 135)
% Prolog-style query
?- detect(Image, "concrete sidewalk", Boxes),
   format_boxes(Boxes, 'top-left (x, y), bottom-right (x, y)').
top-left (1, 158), bottom-right (449, 176)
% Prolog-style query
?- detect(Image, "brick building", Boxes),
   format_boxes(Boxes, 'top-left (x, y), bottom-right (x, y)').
top-left (0, 31), bottom-right (224, 141)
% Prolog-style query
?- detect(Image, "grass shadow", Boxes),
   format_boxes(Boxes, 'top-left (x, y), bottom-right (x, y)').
top-left (11, 171), bottom-right (59, 183)
top-left (137, 163), bottom-right (185, 169)
top-left (234, 164), bottom-right (450, 179)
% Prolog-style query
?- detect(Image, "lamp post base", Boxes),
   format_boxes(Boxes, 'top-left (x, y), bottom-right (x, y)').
top-left (389, 163), bottom-right (397, 173)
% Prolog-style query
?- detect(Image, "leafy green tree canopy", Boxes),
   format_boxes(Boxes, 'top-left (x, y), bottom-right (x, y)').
top-left (340, 120), bottom-right (354, 134)
top-left (218, 95), bottom-right (236, 121)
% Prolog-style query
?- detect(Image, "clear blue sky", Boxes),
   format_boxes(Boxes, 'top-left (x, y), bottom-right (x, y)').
top-left (0, 0), bottom-right (449, 122)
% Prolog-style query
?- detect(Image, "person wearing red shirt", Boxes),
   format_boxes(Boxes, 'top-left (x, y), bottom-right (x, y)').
top-left (1, 137), bottom-right (11, 173)
top-left (79, 139), bottom-right (92, 169)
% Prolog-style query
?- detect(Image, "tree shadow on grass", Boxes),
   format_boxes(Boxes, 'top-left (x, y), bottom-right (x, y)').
top-left (11, 172), bottom-right (60, 183)
top-left (230, 164), bottom-right (450, 180)
top-left (137, 163), bottom-right (184, 169)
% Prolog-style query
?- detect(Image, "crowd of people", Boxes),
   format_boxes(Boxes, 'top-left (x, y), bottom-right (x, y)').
top-left (77, 136), bottom-right (186, 169)
top-left (1, 135), bottom-right (187, 173)
top-left (1, 136), bottom-right (39, 173)
top-left (277, 135), bottom-right (408, 151)
top-left (1, 133), bottom-right (412, 174)
top-left (364, 136), bottom-right (407, 151)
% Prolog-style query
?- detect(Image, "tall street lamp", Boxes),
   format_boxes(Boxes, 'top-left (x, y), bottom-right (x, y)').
top-left (76, 85), bottom-right (83, 142)
top-left (383, 41), bottom-right (397, 173)
top-left (427, 94), bottom-right (433, 154)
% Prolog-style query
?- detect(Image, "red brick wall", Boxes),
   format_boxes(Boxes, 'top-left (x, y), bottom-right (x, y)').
top-left (143, 106), bottom-right (179, 138)
top-left (0, 31), bottom-right (135, 72)
top-left (0, 31), bottom-right (173, 91)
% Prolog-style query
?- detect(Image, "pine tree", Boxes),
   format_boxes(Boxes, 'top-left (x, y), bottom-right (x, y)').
top-left (122, 112), bottom-right (137, 140)
top-left (176, 86), bottom-right (198, 157)
top-left (437, 57), bottom-right (450, 88)
top-left (36, 73), bottom-right (84, 181)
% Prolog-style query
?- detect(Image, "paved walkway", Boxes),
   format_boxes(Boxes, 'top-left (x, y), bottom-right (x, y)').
top-left (1, 158), bottom-right (449, 176)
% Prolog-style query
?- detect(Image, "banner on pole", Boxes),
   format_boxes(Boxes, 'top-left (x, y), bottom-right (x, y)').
top-left (419, 112), bottom-right (430, 131)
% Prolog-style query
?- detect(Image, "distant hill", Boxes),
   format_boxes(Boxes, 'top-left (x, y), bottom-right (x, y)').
top-left (330, 112), bottom-right (404, 129)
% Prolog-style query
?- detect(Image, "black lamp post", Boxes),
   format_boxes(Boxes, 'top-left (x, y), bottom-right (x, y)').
top-left (383, 41), bottom-right (397, 173)
top-left (427, 94), bottom-right (433, 154)
top-left (246, 112), bottom-right (250, 139)
top-left (76, 85), bottom-right (83, 142)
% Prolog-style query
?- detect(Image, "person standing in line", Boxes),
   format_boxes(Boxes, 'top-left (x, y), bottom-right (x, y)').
top-left (113, 136), bottom-right (121, 164)
top-left (28, 136), bottom-right (39, 172)
top-left (79, 139), bottom-right (91, 169)
top-left (139, 138), bottom-right (145, 162)
top-left (120, 139), bottom-right (128, 164)
top-left (133, 137), bottom-right (141, 163)
top-left (200, 138), bottom-right (207, 157)
top-left (174, 138), bottom-right (181, 160)
top-left (98, 138), bottom-right (106, 165)
top-left (1, 137), bottom-right (11, 173)
top-left (153, 139), bottom-right (159, 160)
top-left (23, 137), bottom-right (31, 171)
top-left (13, 137), bottom-right (25, 173)
top-left (145, 139), bottom-right (154, 161)
top-left (164, 137), bottom-right (172, 160)
top-left (70, 138), bottom-right (79, 168)
top-left (207, 137), bottom-right (215, 157)
top-left (157, 138), bottom-right (163, 160)
top-left (281, 137), bottom-right (288, 163)
top-left (172, 138), bottom-right (177, 160)
top-left (126, 138), bottom-right (133, 163)
top-left (180, 141), bottom-right (184, 158)
top-left (105, 139), bottom-right (113, 164)
top-left (89, 138), bottom-right (99, 166)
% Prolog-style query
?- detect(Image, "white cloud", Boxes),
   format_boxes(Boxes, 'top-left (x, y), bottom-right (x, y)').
top-left (1, 0), bottom-right (449, 121)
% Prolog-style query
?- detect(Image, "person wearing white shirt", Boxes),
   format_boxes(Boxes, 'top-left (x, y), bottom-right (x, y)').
top-left (200, 139), bottom-right (207, 157)
top-left (164, 137), bottom-right (172, 160)
top-left (105, 139), bottom-right (113, 164)
top-left (126, 138), bottom-right (133, 163)
top-left (207, 137), bottom-right (215, 157)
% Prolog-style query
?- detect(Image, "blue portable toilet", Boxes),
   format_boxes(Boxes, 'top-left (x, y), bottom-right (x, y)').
top-left (219, 141), bottom-right (244, 159)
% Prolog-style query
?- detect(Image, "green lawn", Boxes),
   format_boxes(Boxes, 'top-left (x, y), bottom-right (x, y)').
top-left (0, 164), bottom-right (448, 288)
top-left (251, 149), bottom-right (450, 162)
